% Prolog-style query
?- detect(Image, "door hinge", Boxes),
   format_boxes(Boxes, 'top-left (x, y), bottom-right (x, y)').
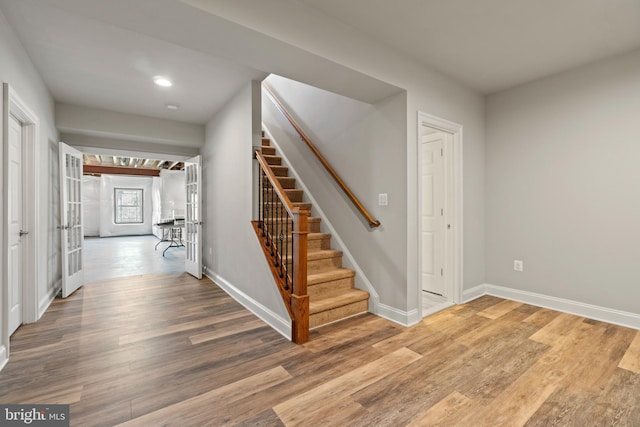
top-left (441, 208), bottom-right (444, 216)
top-left (441, 148), bottom-right (444, 156)
top-left (441, 268), bottom-right (444, 276)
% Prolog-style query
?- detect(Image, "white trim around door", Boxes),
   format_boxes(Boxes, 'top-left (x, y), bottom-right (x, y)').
top-left (2, 83), bottom-right (41, 361)
top-left (417, 111), bottom-right (463, 317)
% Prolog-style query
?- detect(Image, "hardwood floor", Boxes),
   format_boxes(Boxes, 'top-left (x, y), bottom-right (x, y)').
top-left (1, 274), bottom-right (639, 426)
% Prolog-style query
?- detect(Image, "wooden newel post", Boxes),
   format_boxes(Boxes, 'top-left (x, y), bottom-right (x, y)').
top-left (291, 208), bottom-right (310, 343)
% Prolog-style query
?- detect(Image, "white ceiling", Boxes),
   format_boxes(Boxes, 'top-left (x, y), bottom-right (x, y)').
top-left (298, 0), bottom-right (640, 93)
top-left (2, 0), bottom-right (640, 128)
top-left (0, 0), bottom-right (267, 124)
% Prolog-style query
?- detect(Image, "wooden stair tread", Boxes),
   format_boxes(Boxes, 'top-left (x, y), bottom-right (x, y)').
top-left (261, 216), bottom-right (320, 223)
top-left (307, 268), bottom-right (355, 286)
top-left (283, 249), bottom-right (341, 263)
top-left (306, 249), bottom-right (341, 261)
top-left (294, 202), bottom-right (312, 210)
top-left (308, 232), bottom-right (331, 240)
top-left (265, 201), bottom-right (312, 210)
top-left (277, 232), bottom-right (328, 240)
top-left (309, 289), bottom-right (369, 314)
top-left (269, 165), bottom-right (288, 176)
top-left (277, 177), bottom-right (296, 188)
top-left (264, 155), bottom-right (282, 165)
top-left (256, 134), bottom-right (370, 336)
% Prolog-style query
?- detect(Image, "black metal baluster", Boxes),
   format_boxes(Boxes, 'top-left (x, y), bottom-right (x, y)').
top-left (274, 198), bottom-right (280, 268)
top-left (285, 216), bottom-right (290, 290)
top-left (258, 165), bottom-right (262, 230)
top-left (291, 217), bottom-right (295, 295)
top-left (264, 171), bottom-right (268, 236)
top-left (269, 182), bottom-right (275, 257)
top-left (278, 208), bottom-right (284, 279)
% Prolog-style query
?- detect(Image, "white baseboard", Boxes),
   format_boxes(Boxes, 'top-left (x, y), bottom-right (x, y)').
top-left (377, 303), bottom-right (421, 327)
top-left (37, 281), bottom-right (60, 320)
top-left (0, 345), bottom-right (7, 372)
top-left (462, 284), bottom-right (487, 303)
top-left (204, 269), bottom-right (292, 341)
top-left (465, 283), bottom-right (640, 331)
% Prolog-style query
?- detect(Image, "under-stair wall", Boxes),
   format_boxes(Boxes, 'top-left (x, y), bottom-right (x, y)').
top-left (262, 75), bottom-right (413, 323)
top-left (201, 81), bottom-right (293, 339)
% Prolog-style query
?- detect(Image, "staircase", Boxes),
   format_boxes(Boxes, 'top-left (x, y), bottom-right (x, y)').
top-left (260, 136), bottom-right (369, 329)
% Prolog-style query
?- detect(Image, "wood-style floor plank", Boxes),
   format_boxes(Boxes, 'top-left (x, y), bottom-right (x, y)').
top-left (407, 391), bottom-right (477, 427)
top-left (273, 347), bottom-right (421, 425)
top-left (619, 330), bottom-right (640, 374)
top-left (1, 277), bottom-right (639, 426)
top-left (476, 299), bottom-right (522, 319)
top-left (118, 366), bottom-right (292, 427)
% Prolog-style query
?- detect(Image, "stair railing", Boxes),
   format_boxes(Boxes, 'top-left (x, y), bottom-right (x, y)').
top-left (252, 151), bottom-right (310, 343)
top-left (262, 83), bottom-right (381, 228)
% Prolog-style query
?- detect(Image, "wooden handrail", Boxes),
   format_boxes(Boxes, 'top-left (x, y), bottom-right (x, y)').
top-left (255, 151), bottom-right (296, 216)
top-left (262, 83), bottom-right (381, 228)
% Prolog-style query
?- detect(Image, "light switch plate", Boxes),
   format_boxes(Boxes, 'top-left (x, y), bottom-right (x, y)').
top-left (378, 193), bottom-right (388, 206)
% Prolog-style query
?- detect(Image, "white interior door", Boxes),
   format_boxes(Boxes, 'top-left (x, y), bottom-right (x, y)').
top-left (421, 132), bottom-right (446, 296)
top-left (59, 142), bottom-right (84, 297)
top-left (184, 155), bottom-right (202, 279)
top-left (8, 115), bottom-right (23, 336)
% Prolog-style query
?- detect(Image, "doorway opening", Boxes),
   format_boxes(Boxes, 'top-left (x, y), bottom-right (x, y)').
top-left (77, 149), bottom-right (195, 284)
top-left (417, 112), bottom-right (463, 317)
top-left (82, 149), bottom-right (186, 284)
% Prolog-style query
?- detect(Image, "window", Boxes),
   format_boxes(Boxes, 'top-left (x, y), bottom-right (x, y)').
top-left (114, 188), bottom-right (144, 224)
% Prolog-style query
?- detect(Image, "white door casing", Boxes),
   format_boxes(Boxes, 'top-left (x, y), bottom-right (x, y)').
top-left (417, 111), bottom-right (463, 314)
top-left (421, 132), bottom-right (446, 296)
top-left (59, 142), bottom-right (84, 297)
top-left (3, 84), bottom-right (40, 367)
top-left (185, 155), bottom-right (202, 279)
top-left (7, 115), bottom-right (23, 336)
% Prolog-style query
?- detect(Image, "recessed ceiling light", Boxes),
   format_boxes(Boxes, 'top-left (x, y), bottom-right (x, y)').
top-left (153, 76), bottom-right (172, 87)
top-left (166, 104), bottom-right (179, 110)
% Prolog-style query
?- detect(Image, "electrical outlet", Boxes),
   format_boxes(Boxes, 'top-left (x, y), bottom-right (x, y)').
top-left (513, 260), bottom-right (524, 272)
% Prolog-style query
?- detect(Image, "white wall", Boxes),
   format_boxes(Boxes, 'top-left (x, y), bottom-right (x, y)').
top-left (172, 0), bottom-right (486, 317)
top-left (486, 48), bottom-right (640, 314)
top-left (263, 75), bottom-right (407, 309)
top-left (202, 81), bottom-right (290, 332)
top-left (56, 103), bottom-right (205, 148)
top-left (0, 7), bottom-right (60, 365)
top-left (99, 175), bottom-right (153, 237)
top-left (151, 171), bottom-right (186, 238)
top-left (159, 170), bottom-right (186, 219)
top-left (82, 176), bottom-right (100, 236)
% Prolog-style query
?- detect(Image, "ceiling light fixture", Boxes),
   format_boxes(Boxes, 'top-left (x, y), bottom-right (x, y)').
top-left (153, 76), bottom-right (172, 87)
top-left (166, 104), bottom-right (179, 110)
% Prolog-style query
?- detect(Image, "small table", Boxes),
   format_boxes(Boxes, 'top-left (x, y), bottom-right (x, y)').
top-left (154, 220), bottom-right (185, 256)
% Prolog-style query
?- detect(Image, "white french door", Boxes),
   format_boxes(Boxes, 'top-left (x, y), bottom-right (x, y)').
top-left (59, 142), bottom-right (84, 297)
top-left (184, 155), bottom-right (202, 279)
